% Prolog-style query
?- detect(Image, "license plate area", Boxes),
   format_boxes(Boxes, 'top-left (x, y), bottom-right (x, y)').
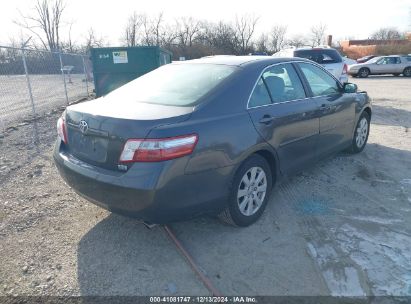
top-left (69, 131), bottom-right (108, 163)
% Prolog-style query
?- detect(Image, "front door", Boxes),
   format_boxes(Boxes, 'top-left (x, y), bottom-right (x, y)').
top-left (247, 63), bottom-right (320, 175)
top-left (297, 62), bottom-right (356, 157)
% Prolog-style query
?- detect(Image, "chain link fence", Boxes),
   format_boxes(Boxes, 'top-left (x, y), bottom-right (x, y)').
top-left (0, 46), bottom-right (93, 135)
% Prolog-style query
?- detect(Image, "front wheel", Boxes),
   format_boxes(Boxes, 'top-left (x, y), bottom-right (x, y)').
top-left (358, 68), bottom-right (370, 78)
top-left (219, 154), bottom-right (273, 227)
top-left (348, 111), bottom-right (370, 154)
top-left (403, 67), bottom-right (411, 77)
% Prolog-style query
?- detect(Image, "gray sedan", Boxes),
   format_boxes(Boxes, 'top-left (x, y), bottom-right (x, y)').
top-left (348, 55), bottom-right (411, 78)
top-left (54, 56), bottom-right (371, 226)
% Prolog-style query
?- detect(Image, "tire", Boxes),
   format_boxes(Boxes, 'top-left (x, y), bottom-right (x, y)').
top-left (403, 67), bottom-right (411, 77)
top-left (350, 74), bottom-right (358, 78)
top-left (358, 68), bottom-right (370, 78)
top-left (348, 111), bottom-right (370, 154)
top-left (393, 73), bottom-right (400, 77)
top-left (219, 154), bottom-right (273, 227)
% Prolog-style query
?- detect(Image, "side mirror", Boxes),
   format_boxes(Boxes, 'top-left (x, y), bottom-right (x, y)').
top-left (343, 83), bottom-right (357, 93)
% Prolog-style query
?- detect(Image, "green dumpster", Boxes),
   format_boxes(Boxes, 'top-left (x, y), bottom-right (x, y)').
top-left (90, 46), bottom-right (172, 97)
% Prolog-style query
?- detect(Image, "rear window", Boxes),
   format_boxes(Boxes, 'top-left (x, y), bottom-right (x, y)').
top-left (106, 63), bottom-right (237, 106)
top-left (294, 49), bottom-right (342, 64)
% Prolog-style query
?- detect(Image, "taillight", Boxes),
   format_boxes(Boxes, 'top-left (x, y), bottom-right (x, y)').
top-left (342, 63), bottom-right (348, 75)
top-left (119, 134), bottom-right (198, 163)
top-left (57, 116), bottom-right (68, 144)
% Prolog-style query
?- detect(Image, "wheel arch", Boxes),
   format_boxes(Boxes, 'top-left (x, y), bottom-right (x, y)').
top-left (362, 106), bottom-right (372, 119)
top-left (254, 149), bottom-right (277, 183)
top-left (403, 66), bottom-right (411, 76)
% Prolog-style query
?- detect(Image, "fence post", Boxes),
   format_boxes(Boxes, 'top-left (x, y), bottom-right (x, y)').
top-left (59, 51), bottom-right (69, 105)
top-left (81, 56), bottom-right (89, 97)
top-left (21, 49), bottom-right (36, 117)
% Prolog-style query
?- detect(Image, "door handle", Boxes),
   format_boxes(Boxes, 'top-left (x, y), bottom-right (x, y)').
top-left (259, 115), bottom-right (275, 125)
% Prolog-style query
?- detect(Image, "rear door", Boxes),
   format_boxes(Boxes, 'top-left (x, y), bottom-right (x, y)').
top-left (247, 63), bottom-right (320, 174)
top-left (296, 62), bottom-right (356, 156)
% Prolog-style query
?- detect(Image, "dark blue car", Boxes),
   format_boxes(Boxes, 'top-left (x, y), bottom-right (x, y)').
top-left (54, 56), bottom-right (371, 226)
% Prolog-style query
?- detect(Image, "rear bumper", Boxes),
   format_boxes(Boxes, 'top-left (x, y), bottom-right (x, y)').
top-left (53, 141), bottom-right (231, 223)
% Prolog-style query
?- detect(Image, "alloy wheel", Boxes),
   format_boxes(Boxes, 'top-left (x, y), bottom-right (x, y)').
top-left (237, 167), bottom-right (267, 216)
top-left (356, 117), bottom-right (368, 148)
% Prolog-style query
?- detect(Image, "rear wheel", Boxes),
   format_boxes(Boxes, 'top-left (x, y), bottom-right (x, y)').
top-left (358, 68), bottom-right (370, 78)
top-left (403, 67), bottom-right (411, 77)
top-left (348, 111), bottom-right (370, 154)
top-left (219, 154), bottom-right (273, 227)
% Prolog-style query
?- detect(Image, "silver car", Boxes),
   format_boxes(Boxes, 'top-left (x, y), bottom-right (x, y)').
top-left (348, 55), bottom-right (411, 78)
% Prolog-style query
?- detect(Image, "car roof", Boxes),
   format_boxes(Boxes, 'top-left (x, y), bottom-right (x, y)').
top-left (175, 55), bottom-right (309, 67)
top-left (282, 46), bottom-right (338, 51)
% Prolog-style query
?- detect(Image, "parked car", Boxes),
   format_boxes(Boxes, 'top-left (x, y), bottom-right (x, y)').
top-left (343, 57), bottom-right (357, 65)
top-left (348, 55), bottom-right (411, 77)
top-left (356, 55), bottom-right (376, 63)
top-left (272, 47), bottom-right (348, 83)
top-left (54, 56), bottom-right (371, 227)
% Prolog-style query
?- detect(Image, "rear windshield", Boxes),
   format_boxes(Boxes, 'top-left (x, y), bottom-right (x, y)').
top-left (106, 63), bottom-right (237, 106)
top-left (294, 49), bottom-right (342, 64)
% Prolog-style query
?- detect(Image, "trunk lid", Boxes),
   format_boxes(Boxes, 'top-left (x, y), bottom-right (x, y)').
top-left (64, 97), bottom-right (193, 170)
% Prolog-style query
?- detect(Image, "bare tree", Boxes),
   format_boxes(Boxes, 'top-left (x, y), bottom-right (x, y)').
top-left (160, 23), bottom-right (179, 48)
top-left (151, 12), bottom-right (165, 46)
top-left (370, 27), bottom-right (402, 40)
top-left (287, 35), bottom-right (307, 48)
top-left (60, 22), bottom-right (76, 52)
top-left (269, 25), bottom-right (287, 53)
top-left (123, 12), bottom-right (144, 46)
top-left (15, 0), bottom-right (66, 51)
top-left (83, 27), bottom-right (105, 52)
top-left (255, 33), bottom-right (269, 54)
top-left (233, 14), bottom-right (259, 54)
top-left (177, 17), bottom-right (202, 47)
top-left (140, 13), bottom-right (165, 46)
top-left (310, 23), bottom-right (327, 47)
top-left (140, 15), bottom-right (153, 46)
top-left (200, 21), bottom-right (237, 54)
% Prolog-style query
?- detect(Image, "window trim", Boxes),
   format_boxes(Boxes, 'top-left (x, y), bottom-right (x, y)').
top-left (246, 60), bottom-right (341, 109)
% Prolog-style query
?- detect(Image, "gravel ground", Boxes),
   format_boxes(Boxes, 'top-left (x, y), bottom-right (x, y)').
top-left (0, 75), bottom-right (410, 297)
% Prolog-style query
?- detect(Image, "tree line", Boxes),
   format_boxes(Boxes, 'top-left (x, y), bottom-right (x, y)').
top-left (6, 0), bottom-right (411, 60)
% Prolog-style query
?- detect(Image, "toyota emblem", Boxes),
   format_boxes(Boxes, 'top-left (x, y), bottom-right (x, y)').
top-left (78, 120), bottom-right (88, 134)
